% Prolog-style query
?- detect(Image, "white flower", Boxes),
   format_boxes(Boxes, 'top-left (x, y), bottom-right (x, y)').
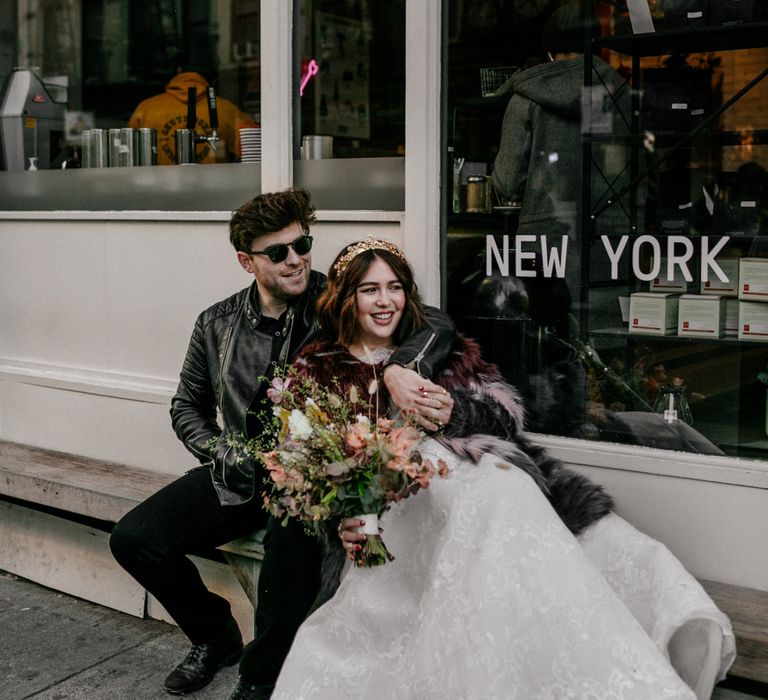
top-left (288, 409), bottom-right (313, 441)
top-left (355, 414), bottom-right (371, 429)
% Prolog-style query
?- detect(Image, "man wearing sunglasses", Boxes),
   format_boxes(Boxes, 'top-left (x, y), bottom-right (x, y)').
top-left (110, 188), bottom-right (455, 700)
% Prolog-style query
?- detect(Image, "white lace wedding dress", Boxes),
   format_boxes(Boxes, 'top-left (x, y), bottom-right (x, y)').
top-left (272, 440), bottom-right (735, 700)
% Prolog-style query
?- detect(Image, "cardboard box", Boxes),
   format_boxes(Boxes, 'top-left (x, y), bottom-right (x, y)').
top-left (724, 298), bottom-right (739, 336)
top-left (738, 301), bottom-right (768, 342)
top-left (739, 258), bottom-right (768, 302)
top-left (650, 258), bottom-right (690, 293)
top-left (629, 293), bottom-right (680, 335)
top-left (678, 294), bottom-right (726, 338)
top-left (701, 257), bottom-right (739, 296)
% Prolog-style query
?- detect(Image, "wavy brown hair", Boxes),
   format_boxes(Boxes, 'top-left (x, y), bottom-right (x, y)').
top-left (317, 245), bottom-right (428, 347)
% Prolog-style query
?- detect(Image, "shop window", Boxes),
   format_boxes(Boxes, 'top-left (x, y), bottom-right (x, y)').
top-left (293, 0), bottom-right (405, 159)
top-left (444, 0), bottom-right (768, 460)
top-left (2, 0), bottom-right (260, 169)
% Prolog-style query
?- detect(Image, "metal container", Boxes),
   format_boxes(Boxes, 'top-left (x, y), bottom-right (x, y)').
top-left (301, 134), bottom-right (333, 159)
top-left (108, 127), bottom-right (137, 167)
top-left (84, 128), bottom-right (109, 168)
top-left (466, 175), bottom-right (492, 213)
top-left (80, 129), bottom-right (91, 168)
top-left (135, 128), bottom-right (157, 166)
top-left (175, 129), bottom-right (197, 164)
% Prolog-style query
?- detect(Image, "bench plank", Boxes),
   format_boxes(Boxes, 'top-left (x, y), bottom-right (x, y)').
top-left (0, 441), bottom-right (174, 521)
top-left (701, 579), bottom-right (768, 684)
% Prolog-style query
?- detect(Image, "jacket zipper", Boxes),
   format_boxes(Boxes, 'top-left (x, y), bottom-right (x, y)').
top-left (410, 332), bottom-right (436, 375)
top-left (213, 322), bottom-right (235, 481)
top-left (218, 323), bottom-right (234, 405)
top-left (219, 443), bottom-right (234, 489)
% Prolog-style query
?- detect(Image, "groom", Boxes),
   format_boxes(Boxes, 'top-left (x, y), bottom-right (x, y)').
top-left (110, 188), bottom-right (455, 700)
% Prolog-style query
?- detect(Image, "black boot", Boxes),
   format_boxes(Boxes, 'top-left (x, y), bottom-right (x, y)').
top-left (228, 675), bottom-right (275, 700)
top-left (164, 618), bottom-right (243, 695)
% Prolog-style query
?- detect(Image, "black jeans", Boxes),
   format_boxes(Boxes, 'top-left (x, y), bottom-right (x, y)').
top-left (109, 466), bottom-right (321, 685)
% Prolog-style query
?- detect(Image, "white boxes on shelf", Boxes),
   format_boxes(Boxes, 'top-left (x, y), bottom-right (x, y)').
top-left (677, 294), bottom-right (726, 338)
top-left (628, 292), bottom-right (680, 335)
top-left (700, 257), bottom-right (739, 296)
top-left (650, 259), bottom-right (689, 293)
top-left (738, 301), bottom-right (768, 342)
top-left (724, 298), bottom-right (739, 336)
top-left (739, 258), bottom-right (768, 302)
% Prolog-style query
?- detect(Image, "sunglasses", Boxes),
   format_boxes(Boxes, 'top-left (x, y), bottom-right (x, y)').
top-left (248, 235), bottom-right (313, 263)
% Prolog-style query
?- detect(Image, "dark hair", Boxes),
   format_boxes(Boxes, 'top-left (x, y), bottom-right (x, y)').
top-left (316, 245), bottom-right (428, 347)
top-left (229, 188), bottom-right (317, 252)
top-left (542, 5), bottom-right (600, 55)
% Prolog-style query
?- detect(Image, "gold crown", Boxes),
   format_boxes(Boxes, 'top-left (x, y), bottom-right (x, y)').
top-left (333, 236), bottom-right (406, 275)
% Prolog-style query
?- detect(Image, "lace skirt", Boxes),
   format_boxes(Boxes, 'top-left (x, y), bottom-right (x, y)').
top-left (273, 440), bottom-right (735, 700)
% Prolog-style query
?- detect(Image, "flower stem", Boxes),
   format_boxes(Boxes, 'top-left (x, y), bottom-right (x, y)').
top-left (354, 534), bottom-right (395, 567)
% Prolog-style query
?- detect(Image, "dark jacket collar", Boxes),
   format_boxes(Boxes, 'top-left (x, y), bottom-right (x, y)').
top-left (243, 271), bottom-right (326, 332)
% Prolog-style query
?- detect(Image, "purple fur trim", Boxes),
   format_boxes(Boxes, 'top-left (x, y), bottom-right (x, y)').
top-left (435, 433), bottom-right (549, 493)
top-left (481, 381), bottom-right (525, 434)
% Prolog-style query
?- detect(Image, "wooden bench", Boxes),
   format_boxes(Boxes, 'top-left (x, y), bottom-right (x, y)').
top-left (700, 579), bottom-right (768, 685)
top-left (2, 440), bottom-right (767, 685)
top-left (0, 440), bottom-right (264, 620)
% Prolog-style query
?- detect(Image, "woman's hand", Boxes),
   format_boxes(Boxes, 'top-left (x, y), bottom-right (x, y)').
top-left (383, 365), bottom-right (453, 432)
top-left (413, 385), bottom-right (453, 432)
top-left (338, 517), bottom-right (368, 561)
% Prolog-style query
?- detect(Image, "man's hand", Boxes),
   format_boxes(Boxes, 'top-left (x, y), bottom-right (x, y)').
top-left (383, 364), bottom-right (454, 432)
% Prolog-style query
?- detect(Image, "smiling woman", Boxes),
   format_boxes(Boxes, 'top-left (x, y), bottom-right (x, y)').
top-left (315, 237), bottom-right (429, 351)
top-left (350, 258), bottom-right (406, 355)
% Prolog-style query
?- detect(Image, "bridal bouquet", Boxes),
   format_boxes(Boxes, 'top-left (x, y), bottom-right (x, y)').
top-left (254, 369), bottom-right (448, 567)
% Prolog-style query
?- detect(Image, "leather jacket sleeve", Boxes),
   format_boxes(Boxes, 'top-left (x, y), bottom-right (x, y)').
top-left (388, 305), bottom-right (456, 379)
top-left (170, 314), bottom-right (222, 464)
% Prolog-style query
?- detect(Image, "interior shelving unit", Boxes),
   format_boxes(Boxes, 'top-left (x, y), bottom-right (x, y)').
top-left (584, 9), bottom-right (768, 458)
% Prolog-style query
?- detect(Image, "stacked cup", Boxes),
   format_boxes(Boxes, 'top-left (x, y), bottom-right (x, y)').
top-left (240, 127), bottom-right (261, 162)
top-left (81, 129), bottom-right (109, 168)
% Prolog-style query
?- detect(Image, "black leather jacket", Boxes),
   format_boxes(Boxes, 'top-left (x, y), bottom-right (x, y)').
top-left (170, 270), bottom-right (456, 505)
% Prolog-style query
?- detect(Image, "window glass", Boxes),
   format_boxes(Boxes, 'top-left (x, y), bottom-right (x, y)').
top-left (293, 0), bottom-right (405, 159)
top-left (445, 0), bottom-right (768, 460)
top-left (3, 0), bottom-right (260, 168)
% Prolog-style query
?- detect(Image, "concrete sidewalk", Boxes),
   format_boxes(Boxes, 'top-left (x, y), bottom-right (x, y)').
top-left (2, 569), bottom-right (766, 700)
top-left (0, 571), bottom-right (239, 700)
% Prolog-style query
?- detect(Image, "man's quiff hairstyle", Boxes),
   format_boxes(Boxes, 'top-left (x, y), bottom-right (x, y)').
top-left (229, 188), bottom-right (317, 252)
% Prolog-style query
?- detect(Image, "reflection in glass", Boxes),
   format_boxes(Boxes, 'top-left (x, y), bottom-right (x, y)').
top-left (11, 0), bottom-right (260, 167)
top-left (294, 0), bottom-right (405, 158)
top-left (653, 383), bottom-right (694, 426)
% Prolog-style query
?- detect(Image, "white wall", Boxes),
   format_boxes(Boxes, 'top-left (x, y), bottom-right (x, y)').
top-left (0, 211), bottom-right (403, 472)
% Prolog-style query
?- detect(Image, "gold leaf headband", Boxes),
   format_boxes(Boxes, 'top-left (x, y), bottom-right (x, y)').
top-left (333, 236), bottom-right (406, 276)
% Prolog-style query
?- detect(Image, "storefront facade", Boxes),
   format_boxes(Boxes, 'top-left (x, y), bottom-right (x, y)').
top-left (1, 0), bottom-right (767, 591)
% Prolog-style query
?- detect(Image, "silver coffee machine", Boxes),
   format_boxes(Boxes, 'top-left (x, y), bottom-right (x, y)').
top-left (0, 67), bottom-right (67, 170)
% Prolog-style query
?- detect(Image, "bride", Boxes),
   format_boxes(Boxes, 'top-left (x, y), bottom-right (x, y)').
top-left (271, 238), bottom-right (735, 700)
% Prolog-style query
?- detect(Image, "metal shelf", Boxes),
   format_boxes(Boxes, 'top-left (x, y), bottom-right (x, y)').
top-left (596, 22), bottom-right (768, 57)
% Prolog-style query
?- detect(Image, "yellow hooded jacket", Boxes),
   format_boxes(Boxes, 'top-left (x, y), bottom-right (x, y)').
top-left (128, 72), bottom-right (256, 165)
